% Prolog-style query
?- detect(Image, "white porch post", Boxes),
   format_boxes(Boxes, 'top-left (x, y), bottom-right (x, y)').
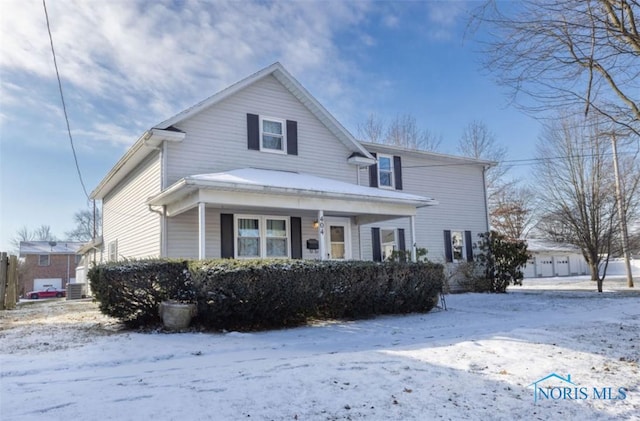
top-left (318, 210), bottom-right (326, 260)
top-left (198, 202), bottom-right (206, 260)
top-left (410, 215), bottom-right (417, 262)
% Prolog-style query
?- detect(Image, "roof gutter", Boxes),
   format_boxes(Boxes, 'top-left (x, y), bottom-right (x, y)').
top-left (91, 129), bottom-right (185, 200)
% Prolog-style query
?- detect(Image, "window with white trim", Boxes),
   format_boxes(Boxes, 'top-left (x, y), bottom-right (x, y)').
top-left (235, 215), bottom-right (289, 258)
top-left (260, 117), bottom-right (285, 153)
top-left (38, 254), bottom-right (50, 266)
top-left (451, 231), bottom-right (464, 262)
top-left (377, 154), bottom-right (394, 188)
top-left (108, 240), bottom-right (118, 262)
top-left (380, 229), bottom-right (396, 261)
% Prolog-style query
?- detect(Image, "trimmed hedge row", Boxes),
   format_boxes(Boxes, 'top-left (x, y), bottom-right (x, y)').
top-left (89, 259), bottom-right (444, 330)
top-left (89, 260), bottom-right (194, 326)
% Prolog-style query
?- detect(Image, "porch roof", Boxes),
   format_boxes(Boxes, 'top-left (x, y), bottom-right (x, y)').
top-left (147, 168), bottom-right (437, 217)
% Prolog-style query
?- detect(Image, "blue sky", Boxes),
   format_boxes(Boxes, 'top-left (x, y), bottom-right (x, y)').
top-left (0, 0), bottom-right (540, 251)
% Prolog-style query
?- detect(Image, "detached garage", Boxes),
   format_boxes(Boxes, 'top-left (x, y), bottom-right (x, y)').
top-left (524, 239), bottom-right (588, 278)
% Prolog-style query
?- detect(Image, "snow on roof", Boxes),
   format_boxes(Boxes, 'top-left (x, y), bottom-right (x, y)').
top-left (526, 239), bottom-right (582, 253)
top-left (187, 168), bottom-right (436, 205)
top-left (19, 241), bottom-right (84, 257)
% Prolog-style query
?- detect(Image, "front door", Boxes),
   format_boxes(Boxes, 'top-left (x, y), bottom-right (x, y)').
top-left (324, 218), bottom-right (351, 260)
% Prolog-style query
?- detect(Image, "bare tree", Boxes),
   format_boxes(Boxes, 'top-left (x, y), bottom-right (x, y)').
top-left (533, 116), bottom-right (640, 292)
top-left (357, 114), bottom-right (385, 144)
top-left (456, 121), bottom-right (526, 237)
top-left (491, 184), bottom-right (535, 240)
top-left (65, 208), bottom-right (102, 242)
top-left (473, 0), bottom-right (640, 137)
top-left (358, 113), bottom-right (442, 151)
top-left (386, 114), bottom-right (442, 151)
top-left (457, 120), bottom-right (510, 195)
top-left (11, 225), bottom-right (57, 251)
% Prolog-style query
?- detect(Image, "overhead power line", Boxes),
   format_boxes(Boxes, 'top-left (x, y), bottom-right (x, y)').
top-left (43, 0), bottom-right (90, 200)
top-left (402, 151), bottom-right (635, 170)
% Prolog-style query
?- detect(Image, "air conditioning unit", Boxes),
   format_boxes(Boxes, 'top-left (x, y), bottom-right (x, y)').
top-left (66, 283), bottom-right (88, 300)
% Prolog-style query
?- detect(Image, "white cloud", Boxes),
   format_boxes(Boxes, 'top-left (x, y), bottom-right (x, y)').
top-left (425, 1), bottom-right (467, 41)
top-left (383, 15), bottom-right (399, 28)
top-left (0, 0), bottom-right (371, 150)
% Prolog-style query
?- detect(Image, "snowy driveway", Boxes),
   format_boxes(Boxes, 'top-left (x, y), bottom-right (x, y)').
top-left (1, 277), bottom-right (639, 420)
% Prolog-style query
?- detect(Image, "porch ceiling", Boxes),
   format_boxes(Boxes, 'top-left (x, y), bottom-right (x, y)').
top-left (147, 168), bottom-right (437, 218)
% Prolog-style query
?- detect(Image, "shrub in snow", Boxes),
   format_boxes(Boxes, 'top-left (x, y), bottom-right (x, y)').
top-left (190, 260), bottom-right (444, 331)
top-left (476, 231), bottom-right (529, 293)
top-left (447, 232), bottom-right (528, 293)
top-left (89, 259), bottom-right (443, 330)
top-left (88, 260), bottom-right (196, 327)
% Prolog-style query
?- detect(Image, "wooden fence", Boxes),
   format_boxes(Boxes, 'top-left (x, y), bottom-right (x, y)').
top-left (0, 252), bottom-right (19, 310)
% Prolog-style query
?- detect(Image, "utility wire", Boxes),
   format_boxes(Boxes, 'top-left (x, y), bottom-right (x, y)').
top-left (43, 0), bottom-right (90, 200)
top-left (402, 151), bottom-right (636, 169)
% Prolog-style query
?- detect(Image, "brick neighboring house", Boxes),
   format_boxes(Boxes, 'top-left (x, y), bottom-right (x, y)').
top-left (18, 241), bottom-right (84, 296)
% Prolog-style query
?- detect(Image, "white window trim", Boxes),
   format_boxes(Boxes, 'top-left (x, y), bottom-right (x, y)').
top-left (259, 116), bottom-right (287, 154)
top-left (38, 254), bottom-right (50, 266)
top-left (451, 230), bottom-right (465, 262)
top-left (108, 240), bottom-right (118, 262)
top-left (380, 228), bottom-right (398, 261)
top-left (324, 217), bottom-right (352, 260)
top-left (234, 215), bottom-right (291, 259)
top-left (377, 154), bottom-right (395, 189)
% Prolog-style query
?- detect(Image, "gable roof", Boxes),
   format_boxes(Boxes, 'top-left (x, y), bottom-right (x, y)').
top-left (19, 241), bottom-right (84, 257)
top-left (155, 62), bottom-right (373, 159)
top-left (91, 63), bottom-right (373, 200)
top-left (362, 141), bottom-right (496, 167)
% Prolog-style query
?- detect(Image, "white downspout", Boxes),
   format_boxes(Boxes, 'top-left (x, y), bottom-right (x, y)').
top-left (198, 202), bottom-right (206, 260)
top-left (410, 215), bottom-right (417, 262)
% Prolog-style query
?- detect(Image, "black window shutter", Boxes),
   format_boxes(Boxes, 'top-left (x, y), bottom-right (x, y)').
top-left (221, 213), bottom-right (234, 258)
top-left (465, 230), bottom-right (474, 262)
top-left (372, 227), bottom-right (382, 262)
top-left (398, 228), bottom-right (406, 251)
top-left (369, 152), bottom-right (378, 187)
top-left (444, 230), bottom-right (453, 263)
top-left (286, 120), bottom-right (298, 155)
top-left (393, 156), bottom-right (403, 190)
top-left (290, 217), bottom-right (302, 259)
top-left (247, 114), bottom-right (259, 150)
top-left (398, 228), bottom-right (407, 262)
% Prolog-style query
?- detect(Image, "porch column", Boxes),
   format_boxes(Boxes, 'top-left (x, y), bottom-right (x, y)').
top-left (410, 215), bottom-right (417, 262)
top-left (317, 210), bottom-right (326, 260)
top-left (198, 202), bottom-right (206, 260)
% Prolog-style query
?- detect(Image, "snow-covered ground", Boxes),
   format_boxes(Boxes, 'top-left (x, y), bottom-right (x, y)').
top-left (1, 277), bottom-right (639, 420)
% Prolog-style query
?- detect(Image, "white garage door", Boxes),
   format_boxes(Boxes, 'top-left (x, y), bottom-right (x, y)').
top-left (538, 259), bottom-right (554, 277)
top-left (554, 256), bottom-right (570, 276)
top-left (524, 259), bottom-right (536, 278)
top-left (34, 278), bottom-right (62, 290)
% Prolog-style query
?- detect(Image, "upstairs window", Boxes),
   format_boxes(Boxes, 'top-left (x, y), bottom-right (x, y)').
top-left (38, 254), bottom-right (50, 266)
top-left (260, 117), bottom-right (285, 153)
top-left (247, 114), bottom-right (297, 155)
top-left (377, 154), bottom-right (394, 188)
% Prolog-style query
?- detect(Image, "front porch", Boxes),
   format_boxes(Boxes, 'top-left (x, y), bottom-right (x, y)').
top-left (147, 168), bottom-right (437, 262)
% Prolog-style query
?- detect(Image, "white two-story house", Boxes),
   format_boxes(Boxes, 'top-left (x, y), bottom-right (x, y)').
top-left (79, 63), bottom-right (492, 269)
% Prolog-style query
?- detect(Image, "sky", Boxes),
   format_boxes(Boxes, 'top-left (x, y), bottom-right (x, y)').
top-left (0, 0), bottom-right (542, 252)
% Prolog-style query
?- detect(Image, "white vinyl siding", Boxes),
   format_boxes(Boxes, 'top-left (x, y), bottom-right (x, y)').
top-left (102, 152), bottom-right (162, 261)
top-left (359, 146), bottom-right (488, 263)
top-left (165, 75), bottom-right (357, 187)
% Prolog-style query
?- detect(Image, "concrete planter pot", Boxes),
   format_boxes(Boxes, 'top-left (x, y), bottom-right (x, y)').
top-left (159, 301), bottom-right (197, 330)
